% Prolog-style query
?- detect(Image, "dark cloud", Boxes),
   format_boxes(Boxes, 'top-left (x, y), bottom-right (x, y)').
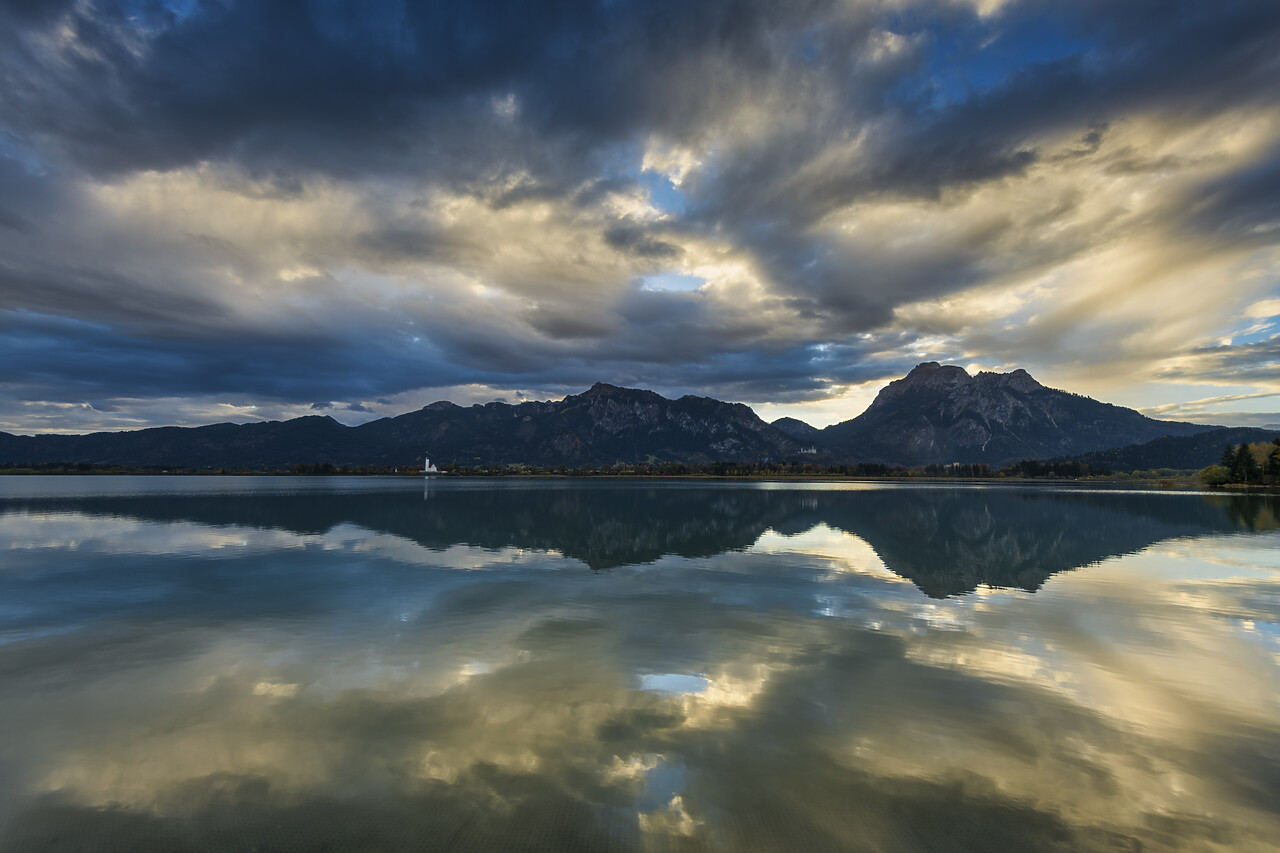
top-left (603, 225), bottom-right (683, 260)
top-left (1159, 339), bottom-right (1280, 385)
top-left (0, 205), bottom-right (29, 233)
top-left (1, 0), bottom-right (827, 183)
top-left (3, 0), bottom-right (1276, 197)
top-left (0, 263), bottom-right (231, 332)
top-left (1184, 144), bottom-right (1280, 244)
top-left (0, 0), bottom-right (76, 25)
top-left (0, 309), bottom-right (479, 404)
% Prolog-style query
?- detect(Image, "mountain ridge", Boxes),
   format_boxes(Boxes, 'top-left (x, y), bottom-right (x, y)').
top-left (0, 364), bottom-right (1219, 468)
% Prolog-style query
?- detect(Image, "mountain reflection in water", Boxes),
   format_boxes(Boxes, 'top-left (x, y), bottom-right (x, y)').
top-left (0, 478), bottom-right (1277, 852)
top-left (4, 480), bottom-right (1275, 596)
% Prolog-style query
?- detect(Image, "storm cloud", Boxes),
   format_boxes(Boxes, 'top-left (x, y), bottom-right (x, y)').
top-left (1, 0), bottom-right (1279, 430)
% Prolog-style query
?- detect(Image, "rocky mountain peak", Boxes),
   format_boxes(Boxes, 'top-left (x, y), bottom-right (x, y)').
top-left (577, 381), bottom-right (656, 401)
top-left (904, 361), bottom-right (970, 383)
top-left (878, 363), bottom-right (1048, 404)
top-left (976, 367), bottom-right (1043, 394)
top-left (869, 362), bottom-right (972, 409)
top-left (900, 362), bottom-right (973, 389)
top-left (570, 382), bottom-right (668, 408)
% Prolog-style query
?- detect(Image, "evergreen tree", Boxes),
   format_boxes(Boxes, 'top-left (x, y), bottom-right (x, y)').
top-left (1223, 444), bottom-right (1241, 481)
top-left (1269, 438), bottom-right (1280, 478)
top-left (1236, 443), bottom-right (1261, 484)
top-left (1222, 443), bottom-right (1238, 467)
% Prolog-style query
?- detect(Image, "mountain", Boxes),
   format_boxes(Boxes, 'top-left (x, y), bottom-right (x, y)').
top-left (817, 362), bottom-right (1210, 465)
top-left (357, 382), bottom-right (799, 466)
top-left (770, 417), bottom-right (822, 441)
top-left (0, 383), bottom-right (799, 469)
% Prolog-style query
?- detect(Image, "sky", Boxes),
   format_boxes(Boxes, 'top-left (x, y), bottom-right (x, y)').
top-left (2, 0), bottom-right (1280, 433)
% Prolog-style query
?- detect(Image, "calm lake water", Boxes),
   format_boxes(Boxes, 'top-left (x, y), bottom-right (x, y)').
top-left (1, 476), bottom-right (1278, 852)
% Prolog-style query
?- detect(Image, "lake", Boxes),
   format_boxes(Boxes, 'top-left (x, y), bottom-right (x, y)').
top-left (1, 476), bottom-right (1278, 852)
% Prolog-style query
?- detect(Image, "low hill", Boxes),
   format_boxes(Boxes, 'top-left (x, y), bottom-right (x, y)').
top-left (1072, 426), bottom-right (1277, 471)
top-left (0, 416), bottom-right (354, 470)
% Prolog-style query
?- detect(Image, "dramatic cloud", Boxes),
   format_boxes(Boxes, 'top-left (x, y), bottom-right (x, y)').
top-left (1, 0), bottom-right (1279, 430)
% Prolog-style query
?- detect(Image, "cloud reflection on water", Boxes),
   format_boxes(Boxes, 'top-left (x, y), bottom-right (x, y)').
top-left (0, 481), bottom-right (1277, 851)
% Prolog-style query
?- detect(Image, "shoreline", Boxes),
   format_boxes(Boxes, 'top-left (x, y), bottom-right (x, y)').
top-left (3, 469), bottom-right (1278, 493)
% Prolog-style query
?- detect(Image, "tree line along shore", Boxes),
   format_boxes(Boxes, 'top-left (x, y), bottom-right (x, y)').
top-left (1199, 438), bottom-right (1280, 486)
top-left (4, 451), bottom-right (1278, 488)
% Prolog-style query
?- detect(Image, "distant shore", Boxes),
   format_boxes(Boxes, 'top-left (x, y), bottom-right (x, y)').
top-left (5, 465), bottom-right (1279, 493)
